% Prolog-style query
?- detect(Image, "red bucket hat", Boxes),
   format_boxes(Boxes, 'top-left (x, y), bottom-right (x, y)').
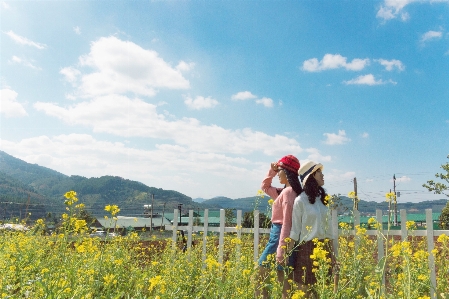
top-left (277, 155), bottom-right (300, 174)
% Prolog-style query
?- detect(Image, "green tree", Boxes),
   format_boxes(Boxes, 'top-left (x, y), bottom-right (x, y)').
top-left (77, 208), bottom-right (96, 227)
top-left (242, 211), bottom-right (270, 228)
top-left (423, 154), bottom-right (449, 229)
top-left (225, 208), bottom-right (235, 226)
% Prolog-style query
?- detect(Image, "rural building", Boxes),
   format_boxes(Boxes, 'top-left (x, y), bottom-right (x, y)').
top-left (96, 215), bottom-right (170, 232)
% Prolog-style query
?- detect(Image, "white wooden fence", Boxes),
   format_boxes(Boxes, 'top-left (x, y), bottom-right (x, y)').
top-left (165, 208), bottom-right (449, 299)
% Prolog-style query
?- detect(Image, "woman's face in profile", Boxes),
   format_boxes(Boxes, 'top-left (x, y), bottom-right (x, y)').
top-left (313, 168), bottom-right (324, 187)
top-left (278, 168), bottom-right (288, 185)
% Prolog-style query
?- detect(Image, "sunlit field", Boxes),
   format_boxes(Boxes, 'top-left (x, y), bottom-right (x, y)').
top-left (1, 192), bottom-right (448, 299)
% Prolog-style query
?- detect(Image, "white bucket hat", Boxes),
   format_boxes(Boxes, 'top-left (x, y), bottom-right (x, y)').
top-left (298, 160), bottom-right (323, 186)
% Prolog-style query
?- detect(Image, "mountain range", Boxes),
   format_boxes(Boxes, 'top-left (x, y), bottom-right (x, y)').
top-left (0, 150), bottom-right (447, 221)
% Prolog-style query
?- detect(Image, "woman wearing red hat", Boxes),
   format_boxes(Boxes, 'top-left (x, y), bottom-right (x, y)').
top-left (255, 155), bottom-right (303, 299)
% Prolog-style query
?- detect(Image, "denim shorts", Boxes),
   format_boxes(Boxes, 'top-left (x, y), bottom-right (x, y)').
top-left (258, 223), bottom-right (295, 271)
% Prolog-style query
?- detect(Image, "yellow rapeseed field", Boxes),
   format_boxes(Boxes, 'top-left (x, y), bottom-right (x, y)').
top-left (0, 191), bottom-right (448, 298)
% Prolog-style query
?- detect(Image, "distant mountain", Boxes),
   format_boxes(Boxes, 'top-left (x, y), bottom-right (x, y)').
top-left (0, 150), bottom-right (196, 219)
top-left (1, 150), bottom-right (446, 220)
top-left (200, 193), bottom-right (447, 216)
top-left (192, 197), bottom-right (206, 203)
top-left (0, 171), bottom-right (47, 219)
top-left (201, 195), bottom-right (271, 213)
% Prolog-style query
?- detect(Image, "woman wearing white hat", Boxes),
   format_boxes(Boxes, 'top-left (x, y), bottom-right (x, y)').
top-left (288, 160), bottom-right (335, 294)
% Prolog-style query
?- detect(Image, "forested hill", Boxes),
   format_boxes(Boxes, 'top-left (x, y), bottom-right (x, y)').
top-left (0, 150), bottom-right (195, 219)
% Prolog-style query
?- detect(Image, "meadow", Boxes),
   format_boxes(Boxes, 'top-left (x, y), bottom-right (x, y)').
top-left (0, 191), bottom-right (448, 299)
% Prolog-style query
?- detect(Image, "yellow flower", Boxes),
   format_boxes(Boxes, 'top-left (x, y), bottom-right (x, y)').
top-left (406, 220), bottom-right (416, 230)
top-left (385, 192), bottom-right (396, 202)
top-left (368, 217), bottom-right (376, 225)
top-left (64, 190), bottom-right (79, 206)
top-left (103, 274), bottom-right (117, 286)
top-left (418, 274), bottom-right (427, 281)
top-left (231, 238), bottom-right (242, 245)
top-left (105, 204), bottom-right (121, 216)
top-left (268, 199), bottom-right (274, 205)
top-left (348, 191), bottom-right (356, 199)
top-left (149, 275), bottom-right (166, 293)
top-left (75, 219), bottom-right (87, 232)
top-left (292, 290), bottom-right (306, 299)
top-left (437, 233), bottom-right (448, 243)
top-left (76, 244), bottom-right (86, 253)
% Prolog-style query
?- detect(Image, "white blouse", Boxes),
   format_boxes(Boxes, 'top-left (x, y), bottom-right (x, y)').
top-left (289, 192), bottom-right (334, 243)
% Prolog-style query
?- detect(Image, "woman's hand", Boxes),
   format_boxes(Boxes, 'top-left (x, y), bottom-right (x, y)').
top-left (271, 162), bottom-right (279, 172)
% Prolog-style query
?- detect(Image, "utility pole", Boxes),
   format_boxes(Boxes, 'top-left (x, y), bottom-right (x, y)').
top-left (389, 188), bottom-right (392, 224)
top-left (353, 177), bottom-right (358, 211)
top-left (393, 174), bottom-right (398, 226)
top-left (161, 202), bottom-right (166, 226)
top-left (178, 204), bottom-right (183, 225)
top-left (150, 194), bottom-right (154, 232)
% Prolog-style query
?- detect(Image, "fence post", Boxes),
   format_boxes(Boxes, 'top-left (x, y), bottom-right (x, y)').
top-left (236, 210), bottom-right (242, 258)
top-left (376, 209), bottom-right (385, 288)
top-left (202, 209), bottom-right (209, 265)
top-left (425, 209), bottom-right (437, 299)
top-left (400, 209), bottom-right (407, 241)
top-left (254, 210), bottom-right (260, 263)
top-left (218, 209), bottom-right (225, 264)
top-left (187, 210), bottom-right (193, 251)
top-left (172, 209), bottom-right (179, 250)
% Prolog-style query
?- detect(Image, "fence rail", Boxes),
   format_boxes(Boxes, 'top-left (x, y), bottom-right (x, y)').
top-left (165, 208), bottom-right (449, 299)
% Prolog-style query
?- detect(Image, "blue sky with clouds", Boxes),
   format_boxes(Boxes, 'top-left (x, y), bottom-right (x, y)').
top-left (1, 0), bottom-right (448, 202)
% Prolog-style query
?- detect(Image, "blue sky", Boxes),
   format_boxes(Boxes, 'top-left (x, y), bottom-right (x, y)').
top-left (1, 0), bottom-right (448, 203)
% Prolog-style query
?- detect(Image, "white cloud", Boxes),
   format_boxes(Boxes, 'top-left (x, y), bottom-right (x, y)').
top-left (323, 130), bottom-right (351, 145)
top-left (392, 175), bottom-right (411, 182)
top-left (9, 55), bottom-right (40, 70)
top-left (60, 67), bottom-right (81, 85)
top-left (376, 59), bottom-right (405, 71)
top-left (231, 91), bottom-right (257, 101)
top-left (344, 74), bottom-right (396, 85)
top-left (376, 0), bottom-right (415, 21)
top-left (361, 132), bottom-right (369, 138)
top-left (73, 26), bottom-right (81, 35)
top-left (421, 30), bottom-right (443, 43)
top-left (74, 36), bottom-right (190, 98)
top-left (2, 2), bottom-right (10, 9)
top-left (184, 96), bottom-right (218, 110)
top-left (176, 61), bottom-right (195, 72)
top-left (400, 12), bottom-right (410, 21)
top-left (255, 97), bottom-right (274, 108)
top-left (4, 30), bottom-right (47, 49)
top-left (325, 170), bottom-right (356, 183)
top-left (34, 95), bottom-right (303, 156)
top-left (0, 88), bottom-right (28, 117)
top-left (302, 54), bottom-right (369, 72)
top-left (305, 148), bottom-right (332, 162)
top-left (366, 179), bottom-right (374, 182)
